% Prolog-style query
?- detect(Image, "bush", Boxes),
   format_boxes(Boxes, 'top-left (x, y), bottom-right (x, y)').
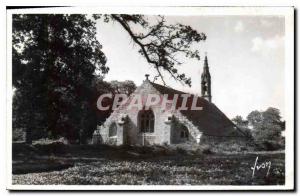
top-left (254, 140), bottom-right (284, 151)
top-left (200, 138), bottom-right (254, 154)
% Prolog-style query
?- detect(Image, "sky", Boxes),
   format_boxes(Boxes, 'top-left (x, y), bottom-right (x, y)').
top-left (95, 15), bottom-right (285, 120)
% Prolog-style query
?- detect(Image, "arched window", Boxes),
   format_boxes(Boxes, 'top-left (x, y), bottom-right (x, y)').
top-left (138, 109), bottom-right (155, 133)
top-left (109, 122), bottom-right (117, 137)
top-left (180, 125), bottom-right (189, 139)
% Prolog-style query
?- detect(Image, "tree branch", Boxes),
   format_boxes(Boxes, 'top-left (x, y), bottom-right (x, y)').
top-left (110, 14), bottom-right (206, 87)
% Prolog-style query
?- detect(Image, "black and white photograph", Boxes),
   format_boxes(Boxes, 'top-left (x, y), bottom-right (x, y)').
top-left (6, 6), bottom-right (294, 190)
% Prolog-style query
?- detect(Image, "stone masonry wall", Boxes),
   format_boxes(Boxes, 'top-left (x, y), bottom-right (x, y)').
top-left (93, 80), bottom-right (174, 145)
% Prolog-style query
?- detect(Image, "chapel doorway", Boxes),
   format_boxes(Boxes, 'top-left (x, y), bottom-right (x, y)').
top-left (138, 109), bottom-right (155, 145)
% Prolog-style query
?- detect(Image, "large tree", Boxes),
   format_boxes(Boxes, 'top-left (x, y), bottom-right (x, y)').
top-left (12, 14), bottom-right (206, 143)
top-left (232, 115), bottom-right (248, 128)
top-left (246, 107), bottom-right (284, 143)
top-left (13, 14), bottom-right (108, 143)
top-left (232, 115), bottom-right (252, 139)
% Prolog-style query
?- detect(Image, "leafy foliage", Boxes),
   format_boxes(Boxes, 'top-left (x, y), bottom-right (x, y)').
top-left (92, 79), bottom-right (137, 132)
top-left (247, 110), bottom-right (263, 128)
top-left (232, 115), bottom-right (248, 127)
top-left (110, 80), bottom-right (137, 96)
top-left (94, 14), bottom-right (206, 86)
top-left (13, 14), bottom-right (108, 143)
top-left (232, 108), bottom-right (285, 150)
top-left (247, 107), bottom-right (284, 142)
top-left (232, 115), bottom-right (252, 139)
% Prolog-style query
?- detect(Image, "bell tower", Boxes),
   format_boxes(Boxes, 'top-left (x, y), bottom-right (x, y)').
top-left (201, 53), bottom-right (212, 102)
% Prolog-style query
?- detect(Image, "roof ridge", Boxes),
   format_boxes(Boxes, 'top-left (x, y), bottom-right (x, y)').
top-left (149, 81), bottom-right (194, 96)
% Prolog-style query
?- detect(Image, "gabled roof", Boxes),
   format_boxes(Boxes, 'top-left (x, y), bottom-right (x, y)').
top-left (149, 82), bottom-right (246, 137)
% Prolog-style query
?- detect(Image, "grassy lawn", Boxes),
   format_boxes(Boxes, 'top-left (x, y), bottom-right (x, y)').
top-left (12, 143), bottom-right (285, 185)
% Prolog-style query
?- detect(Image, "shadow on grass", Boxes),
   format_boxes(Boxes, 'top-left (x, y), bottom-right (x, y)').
top-left (12, 142), bottom-right (285, 185)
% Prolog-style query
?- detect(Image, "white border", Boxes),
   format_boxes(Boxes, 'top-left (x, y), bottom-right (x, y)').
top-left (6, 6), bottom-right (294, 190)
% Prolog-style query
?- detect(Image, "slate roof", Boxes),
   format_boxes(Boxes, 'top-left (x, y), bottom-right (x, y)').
top-left (150, 82), bottom-right (247, 137)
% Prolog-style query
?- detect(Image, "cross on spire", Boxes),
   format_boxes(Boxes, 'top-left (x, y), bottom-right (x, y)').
top-left (145, 74), bottom-right (150, 81)
top-left (204, 52), bottom-right (208, 67)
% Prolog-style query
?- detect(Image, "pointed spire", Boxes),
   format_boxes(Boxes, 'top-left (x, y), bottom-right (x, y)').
top-left (204, 52), bottom-right (208, 67)
top-left (201, 52), bottom-right (212, 102)
top-left (202, 52), bottom-right (210, 75)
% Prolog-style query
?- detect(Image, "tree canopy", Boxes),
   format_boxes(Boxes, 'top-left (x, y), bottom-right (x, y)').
top-left (232, 107), bottom-right (285, 150)
top-left (232, 115), bottom-right (248, 128)
top-left (110, 80), bottom-right (137, 96)
top-left (246, 107), bottom-right (284, 143)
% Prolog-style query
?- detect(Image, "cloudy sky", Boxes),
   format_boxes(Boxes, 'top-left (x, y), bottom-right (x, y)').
top-left (96, 15), bottom-right (285, 119)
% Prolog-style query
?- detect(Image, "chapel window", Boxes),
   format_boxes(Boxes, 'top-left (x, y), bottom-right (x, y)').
top-left (139, 109), bottom-right (155, 133)
top-left (180, 125), bottom-right (189, 139)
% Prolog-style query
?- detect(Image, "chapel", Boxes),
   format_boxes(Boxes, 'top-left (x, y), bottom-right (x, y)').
top-left (92, 55), bottom-right (247, 145)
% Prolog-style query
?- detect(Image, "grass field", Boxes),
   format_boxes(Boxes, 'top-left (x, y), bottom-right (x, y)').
top-left (12, 143), bottom-right (285, 185)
